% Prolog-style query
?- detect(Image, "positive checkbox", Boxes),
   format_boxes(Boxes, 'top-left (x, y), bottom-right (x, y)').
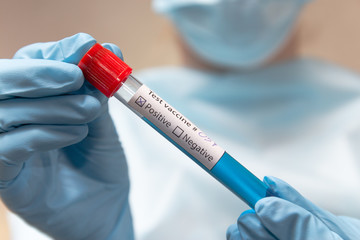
top-left (135, 96), bottom-right (146, 107)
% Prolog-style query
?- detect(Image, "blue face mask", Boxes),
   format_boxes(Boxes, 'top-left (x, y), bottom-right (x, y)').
top-left (153, 0), bottom-right (310, 69)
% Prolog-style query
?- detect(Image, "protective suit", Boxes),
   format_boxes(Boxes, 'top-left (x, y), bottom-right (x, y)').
top-left (110, 59), bottom-right (360, 239)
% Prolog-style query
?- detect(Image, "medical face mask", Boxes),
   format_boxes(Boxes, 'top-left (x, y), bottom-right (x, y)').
top-left (153, 0), bottom-right (309, 69)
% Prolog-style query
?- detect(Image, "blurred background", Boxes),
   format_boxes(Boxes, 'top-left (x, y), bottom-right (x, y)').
top-left (1, 0), bottom-right (360, 239)
top-left (0, 1), bottom-right (182, 69)
top-left (1, 0), bottom-right (360, 71)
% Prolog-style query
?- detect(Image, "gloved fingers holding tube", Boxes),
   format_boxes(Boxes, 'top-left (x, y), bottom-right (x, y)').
top-left (227, 176), bottom-right (360, 240)
top-left (0, 59), bottom-right (94, 185)
top-left (6, 33), bottom-right (128, 184)
top-left (0, 33), bottom-right (134, 240)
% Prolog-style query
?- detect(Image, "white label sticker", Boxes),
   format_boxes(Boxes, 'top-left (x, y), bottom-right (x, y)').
top-left (128, 85), bottom-right (224, 170)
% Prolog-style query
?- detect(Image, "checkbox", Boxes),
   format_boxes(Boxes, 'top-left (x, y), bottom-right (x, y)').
top-left (135, 96), bottom-right (146, 107)
top-left (172, 126), bottom-right (184, 138)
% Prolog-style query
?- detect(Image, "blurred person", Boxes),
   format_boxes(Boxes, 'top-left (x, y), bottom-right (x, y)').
top-left (123, 0), bottom-right (360, 239)
top-left (2, 0), bottom-right (360, 240)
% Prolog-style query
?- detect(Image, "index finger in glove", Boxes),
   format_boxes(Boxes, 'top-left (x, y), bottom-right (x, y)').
top-left (255, 197), bottom-right (342, 240)
top-left (0, 59), bottom-right (83, 99)
top-left (0, 94), bottom-right (101, 133)
top-left (13, 33), bottom-right (96, 64)
top-left (263, 176), bottom-right (354, 238)
top-left (264, 177), bottom-right (339, 222)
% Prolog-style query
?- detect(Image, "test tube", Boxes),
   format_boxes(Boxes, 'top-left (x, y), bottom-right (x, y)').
top-left (78, 43), bottom-right (268, 208)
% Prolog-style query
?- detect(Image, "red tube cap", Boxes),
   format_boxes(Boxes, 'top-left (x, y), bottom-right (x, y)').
top-left (78, 43), bottom-right (132, 98)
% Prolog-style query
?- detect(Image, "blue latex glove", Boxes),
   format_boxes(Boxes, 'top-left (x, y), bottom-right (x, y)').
top-left (0, 33), bottom-right (134, 240)
top-left (227, 176), bottom-right (360, 240)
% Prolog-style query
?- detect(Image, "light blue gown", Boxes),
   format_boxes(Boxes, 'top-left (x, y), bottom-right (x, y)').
top-left (109, 58), bottom-right (360, 240)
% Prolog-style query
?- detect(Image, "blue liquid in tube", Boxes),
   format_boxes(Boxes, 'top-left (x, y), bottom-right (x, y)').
top-left (142, 117), bottom-right (267, 208)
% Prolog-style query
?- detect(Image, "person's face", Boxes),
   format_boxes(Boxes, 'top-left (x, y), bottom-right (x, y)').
top-left (153, 0), bottom-right (308, 70)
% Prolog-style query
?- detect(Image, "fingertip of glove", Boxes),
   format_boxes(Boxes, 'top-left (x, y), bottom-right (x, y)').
top-left (263, 176), bottom-right (292, 197)
top-left (240, 209), bottom-right (256, 217)
top-left (80, 95), bottom-right (102, 122)
top-left (54, 124), bottom-right (90, 147)
top-left (73, 65), bottom-right (86, 87)
top-left (102, 43), bottom-right (124, 60)
top-left (263, 176), bottom-right (277, 197)
top-left (59, 33), bottom-right (97, 64)
top-left (53, 63), bottom-right (85, 93)
top-left (263, 176), bottom-right (278, 187)
top-left (75, 124), bottom-right (89, 140)
top-left (53, 124), bottom-right (89, 145)
top-left (72, 32), bottom-right (96, 43)
top-left (13, 33), bottom-right (97, 64)
top-left (254, 196), bottom-right (282, 215)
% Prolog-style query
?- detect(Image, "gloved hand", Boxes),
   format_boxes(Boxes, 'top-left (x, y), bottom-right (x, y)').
top-left (227, 176), bottom-right (360, 240)
top-left (0, 33), bottom-right (133, 240)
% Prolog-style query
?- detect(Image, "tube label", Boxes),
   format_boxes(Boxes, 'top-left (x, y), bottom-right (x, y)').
top-left (128, 85), bottom-right (225, 170)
